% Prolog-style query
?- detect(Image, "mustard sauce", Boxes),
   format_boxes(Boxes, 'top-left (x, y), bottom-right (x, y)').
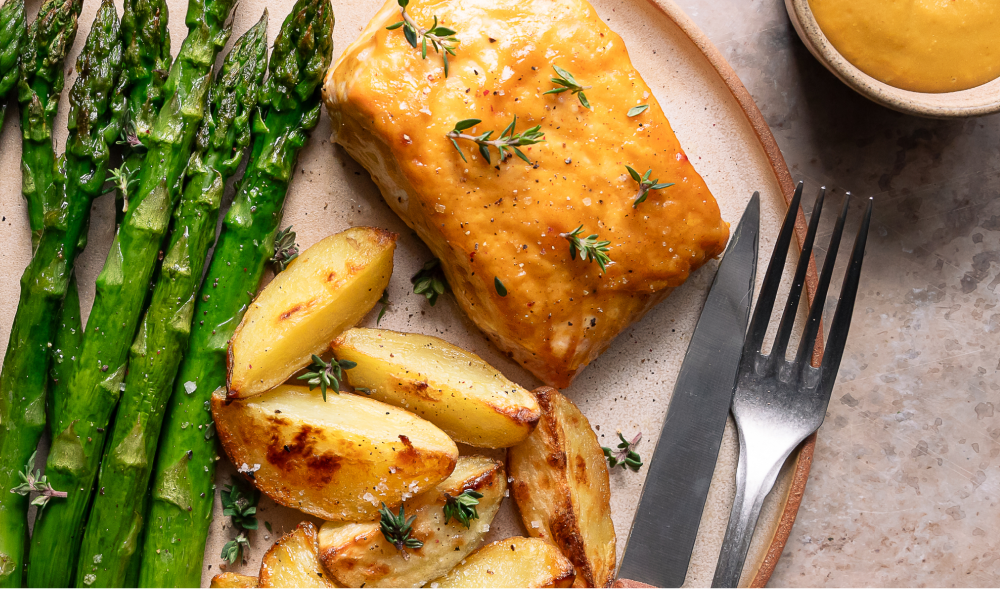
top-left (809, 0), bottom-right (1000, 93)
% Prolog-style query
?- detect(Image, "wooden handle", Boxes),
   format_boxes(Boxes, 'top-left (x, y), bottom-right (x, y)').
top-left (613, 579), bottom-right (656, 588)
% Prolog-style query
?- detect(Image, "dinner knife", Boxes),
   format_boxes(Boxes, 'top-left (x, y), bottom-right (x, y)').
top-left (617, 193), bottom-right (759, 587)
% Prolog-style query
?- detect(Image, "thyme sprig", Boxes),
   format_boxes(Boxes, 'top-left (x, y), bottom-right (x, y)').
top-left (544, 65), bottom-right (591, 109)
top-left (9, 451), bottom-right (67, 514)
top-left (298, 354), bottom-right (357, 401)
top-left (562, 225), bottom-right (612, 273)
top-left (270, 226), bottom-right (300, 272)
top-left (386, 0), bottom-right (458, 77)
top-left (447, 117), bottom-right (545, 165)
top-left (412, 258), bottom-right (448, 306)
top-left (443, 490), bottom-right (483, 528)
top-left (108, 165), bottom-right (140, 213)
top-left (376, 289), bottom-right (390, 325)
top-left (602, 431), bottom-right (643, 472)
top-left (626, 165), bottom-right (674, 208)
top-left (220, 481), bottom-right (259, 565)
top-left (116, 117), bottom-right (145, 151)
top-left (379, 502), bottom-right (423, 559)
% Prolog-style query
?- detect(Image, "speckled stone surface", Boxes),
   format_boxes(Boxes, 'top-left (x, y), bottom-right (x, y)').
top-left (673, 0), bottom-right (1000, 585)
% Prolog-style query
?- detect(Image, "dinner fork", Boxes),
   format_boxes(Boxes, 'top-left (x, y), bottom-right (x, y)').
top-left (711, 183), bottom-right (872, 588)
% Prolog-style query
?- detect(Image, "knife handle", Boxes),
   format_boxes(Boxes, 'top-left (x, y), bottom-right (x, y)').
top-left (613, 579), bottom-right (655, 588)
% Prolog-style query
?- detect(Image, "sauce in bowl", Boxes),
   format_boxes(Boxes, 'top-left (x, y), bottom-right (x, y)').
top-left (809, 0), bottom-right (1000, 93)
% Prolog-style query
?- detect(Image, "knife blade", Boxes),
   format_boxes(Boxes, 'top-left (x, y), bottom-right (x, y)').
top-left (617, 193), bottom-right (760, 587)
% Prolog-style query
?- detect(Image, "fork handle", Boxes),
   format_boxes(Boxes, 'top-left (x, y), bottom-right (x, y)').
top-left (711, 430), bottom-right (796, 588)
top-left (611, 579), bottom-right (656, 589)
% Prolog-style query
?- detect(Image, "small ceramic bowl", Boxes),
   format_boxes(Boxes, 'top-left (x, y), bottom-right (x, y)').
top-left (785, 0), bottom-right (1000, 118)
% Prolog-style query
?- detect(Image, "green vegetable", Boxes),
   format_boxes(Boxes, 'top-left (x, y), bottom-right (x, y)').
top-left (0, 0), bottom-right (26, 130)
top-left (0, 2), bottom-right (120, 585)
top-left (138, 1), bottom-right (333, 584)
top-left (73, 10), bottom-right (262, 586)
top-left (16, 0), bottom-right (82, 249)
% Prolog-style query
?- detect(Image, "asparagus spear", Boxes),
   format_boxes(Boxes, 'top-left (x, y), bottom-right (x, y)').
top-left (17, 0), bottom-right (82, 248)
top-left (73, 16), bottom-right (268, 589)
top-left (0, 0), bottom-right (25, 129)
top-left (140, 2), bottom-right (333, 584)
top-left (114, 0), bottom-right (172, 223)
top-left (0, 1), bottom-right (119, 585)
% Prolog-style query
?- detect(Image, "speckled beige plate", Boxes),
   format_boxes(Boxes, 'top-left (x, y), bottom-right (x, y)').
top-left (0, 0), bottom-right (812, 586)
top-left (786, 0), bottom-right (1000, 119)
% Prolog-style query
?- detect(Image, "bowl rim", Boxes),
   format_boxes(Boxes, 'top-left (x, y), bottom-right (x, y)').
top-left (785, 0), bottom-right (1000, 119)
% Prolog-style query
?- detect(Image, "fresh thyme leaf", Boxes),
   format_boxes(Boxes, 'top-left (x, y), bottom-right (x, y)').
top-left (270, 226), bottom-right (300, 272)
top-left (561, 225), bottom-right (612, 273)
top-left (222, 481), bottom-right (260, 531)
top-left (297, 354), bottom-right (357, 401)
top-left (221, 532), bottom-right (251, 565)
top-left (602, 431), bottom-right (643, 472)
top-left (116, 116), bottom-right (145, 151)
top-left (264, 521), bottom-right (273, 534)
top-left (447, 116), bottom-right (545, 165)
top-left (355, 386), bottom-right (372, 394)
top-left (412, 258), bottom-right (449, 306)
top-left (387, 0), bottom-right (459, 77)
top-left (107, 165), bottom-right (140, 213)
top-left (626, 165), bottom-right (675, 208)
top-left (443, 490), bottom-right (483, 528)
top-left (9, 450), bottom-right (67, 514)
top-left (627, 104), bottom-right (649, 117)
top-left (494, 277), bottom-right (507, 297)
top-left (544, 65), bottom-right (592, 109)
top-left (376, 289), bottom-right (390, 325)
top-left (379, 502), bottom-right (423, 559)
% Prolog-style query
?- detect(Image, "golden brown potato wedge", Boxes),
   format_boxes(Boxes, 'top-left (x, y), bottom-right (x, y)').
top-left (210, 573), bottom-right (259, 588)
top-left (331, 328), bottom-right (540, 448)
top-left (212, 385), bottom-right (458, 521)
top-left (508, 387), bottom-right (616, 588)
top-left (426, 537), bottom-right (576, 588)
top-left (318, 456), bottom-right (506, 587)
top-left (258, 522), bottom-right (336, 588)
top-left (228, 227), bottom-right (397, 398)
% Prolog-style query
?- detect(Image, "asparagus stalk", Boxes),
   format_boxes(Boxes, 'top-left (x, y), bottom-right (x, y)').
top-left (0, 0), bottom-right (25, 129)
top-left (114, 0), bottom-right (172, 223)
top-left (17, 0), bottom-right (82, 248)
top-left (139, 2), bottom-right (333, 584)
top-left (0, 1), bottom-right (119, 585)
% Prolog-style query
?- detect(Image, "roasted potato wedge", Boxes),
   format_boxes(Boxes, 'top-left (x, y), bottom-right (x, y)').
top-left (228, 227), bottom-right (397, 398)
top-left (426, 537), bottom-right (576, 588)
top-left (332, 328), bottom-right (540, 448)
top-left (212, 385), bottom-right (458, 521)
top-left (318, 456), bottom-right (506, 587)
top-left (508, 387), bottom-right (616, 587)
top-left (258, 522), bottom-right (336, 588)
top-left (210, 573), bottom-right (259, 588)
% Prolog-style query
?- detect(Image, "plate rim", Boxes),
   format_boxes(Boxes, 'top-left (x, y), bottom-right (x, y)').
top-left (641, 1), bottom-right (818, 585)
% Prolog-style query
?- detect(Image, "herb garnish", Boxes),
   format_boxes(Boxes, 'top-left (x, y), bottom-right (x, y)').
top-left (9, 451), bottom-right (67, 514)
top-left (494, 277), bottom-right (507, 297)
top-left (412, 258), bottom-right (448, 306)
top-left (379, 502), bottom-right (423, 559)
top-left (116, 117), bottom-right (145, 151)
top-left (562, 225), bottom-right (612, 273)
top-left (447, 117), bottom-right (545, 165)
top-left (386, 0), bottom-right (458, 77)
top-left (602, 431), bottom-right (643, 472)
top-left (626, 165), bottom-right (674, 208)
top-left (443, 490), bottom-right (483, 528)
top-left (108, 165), bottom-right (140, 213)
top-left (376, 289), bottom-right (390, 325)
top-left (298, 354), bottom-right (357, 401)
top-left (627, 104), bottom-right (649, 117)
top-left (270, 226), bottom-right (300, 272)
top-left (544, 65), bottom-right (591, 109)
top-left (220, 481), bottom-right (259, 564)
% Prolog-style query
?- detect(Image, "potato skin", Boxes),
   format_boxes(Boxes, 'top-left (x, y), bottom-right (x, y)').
top-left (508, 387), bottom-right (617, 588)
top-left (426, 537), bottom-right (576, 588)
top-left (227, 226), bottom-right (397, 398)
top-left (212, 386), bottom-right (458, 521)
top-left (210, 573), bottom-right (259, 588)
top-left (317, 456), bottom-right (506, 587)
top-left (258, 522), bottom-right (334, 588)
top-left (332, 328), bottom-right (540, 448)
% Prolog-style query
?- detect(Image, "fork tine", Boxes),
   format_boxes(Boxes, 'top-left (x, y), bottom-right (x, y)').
top-left (744, 181), bottom-right (804, 355)
top-left (768, 187), bottom-right (826, 365)
top-left (819, 197), bottom-right (872, 396)
top-left (794, 192), bottom-right (851, 368)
